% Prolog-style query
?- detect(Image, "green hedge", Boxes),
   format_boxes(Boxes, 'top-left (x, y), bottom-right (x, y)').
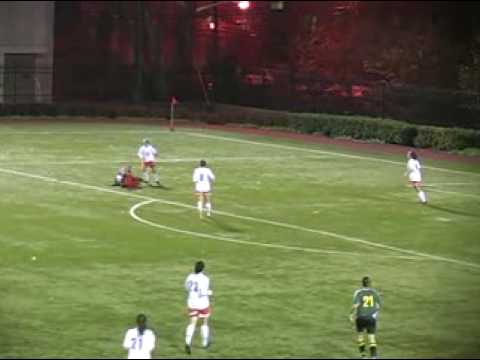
top-left (1, 102), bottom-right (479, 151)
top-left (413, 126), bottom-right (480, 150)
top-left (196, 105), bottom-right (480, 151)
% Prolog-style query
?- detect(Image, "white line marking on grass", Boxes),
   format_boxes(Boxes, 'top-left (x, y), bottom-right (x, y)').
top-left (3, 127), bottom-right (479, 176)
top-left (427, 188), bottom-right (480, 200)
top-left (2, 167), bottom-right (479, 269)
top-left (426, 182), bottom-right (478, 187)
top-left (129, 200), bottom-right (420, 260)
top-left (183, 131), bottom-right (480, 177)
top-left (0, 156), bottom-right (300, 167)
top-left (435, 217), bottom-right (452, 222)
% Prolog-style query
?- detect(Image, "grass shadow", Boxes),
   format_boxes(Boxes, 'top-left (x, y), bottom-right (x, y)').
top-left (207, 215), bottom-right (243, 233)
top-left (427, 203), bottom-right (480, 218)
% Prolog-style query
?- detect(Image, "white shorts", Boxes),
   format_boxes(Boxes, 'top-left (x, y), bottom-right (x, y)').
top-left (409, 173), bottom-right (422, 183)
top-left (195, 184), bottom-right (211, 193)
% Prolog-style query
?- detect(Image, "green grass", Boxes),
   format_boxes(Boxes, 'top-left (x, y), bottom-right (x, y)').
top-left (1, 120), bottom-right (480, 358)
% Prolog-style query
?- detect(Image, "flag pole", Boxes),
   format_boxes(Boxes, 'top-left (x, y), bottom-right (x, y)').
top-left (170, 97), bottom-right (175, 131)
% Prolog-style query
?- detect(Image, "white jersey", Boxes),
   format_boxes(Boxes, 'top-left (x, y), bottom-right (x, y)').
top-left (122, 327), bottom-right (156, 359)
top-left (193, 167), bottom-right (215, 193)
top-left (407, 158), bottom-right (422, 182)
top-left (185, 272), bottom-right (211, 310)
top-left (137, 144), bottom-right (158, 163)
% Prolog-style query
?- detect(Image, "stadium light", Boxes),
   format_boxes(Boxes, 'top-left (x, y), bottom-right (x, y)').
top-left (237, 1), bottom-right (250, 10)
top-left (195, 1), bottom-right (251, 13)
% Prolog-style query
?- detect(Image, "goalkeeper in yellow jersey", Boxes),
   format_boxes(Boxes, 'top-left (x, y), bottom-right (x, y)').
top-left (350, 276), bottom-right (382, 359)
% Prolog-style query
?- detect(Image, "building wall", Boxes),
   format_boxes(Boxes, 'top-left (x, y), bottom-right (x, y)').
top-left (0, 1), bottom-right (55, 103)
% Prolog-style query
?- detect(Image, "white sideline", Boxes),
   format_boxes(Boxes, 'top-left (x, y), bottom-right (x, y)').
top-left (0, 156), bottom-right (298, 166)
top-left (1, 166), bottom-right (479, 269)
top-left (129, 200), bottom-right (419, 260)
top-left (2, 127), bottom-right (479, 176)
top-left (427, 188), bottom-right (480, 199)
top-left (183, 131), bottom-right (480, 177)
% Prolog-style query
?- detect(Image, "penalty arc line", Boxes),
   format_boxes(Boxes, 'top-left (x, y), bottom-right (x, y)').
top-left (129, 200), bottom-right (421, 260)
top-left (0, 166), bottom-right (479, 269)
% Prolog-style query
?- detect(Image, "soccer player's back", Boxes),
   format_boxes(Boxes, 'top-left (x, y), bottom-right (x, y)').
top-left (350, 277), bottom-right (382, 358)
top-left (123, 314), bottom-right (156, 359)
top-left (184, 261), bottom-right (213, 354)
top-left (193, 160), bottom-right (215, 217)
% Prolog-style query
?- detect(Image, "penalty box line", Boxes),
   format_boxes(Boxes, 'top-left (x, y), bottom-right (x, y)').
top-left (0, 166), bottom-right (479, 270)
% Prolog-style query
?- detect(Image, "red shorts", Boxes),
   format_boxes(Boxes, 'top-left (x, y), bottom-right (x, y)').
top-left (188, 307), bottom-right (211, 318)
top-left (143, 161), bottom-right (156, 169)
top-left (409, 181), bottom-right (422, 186)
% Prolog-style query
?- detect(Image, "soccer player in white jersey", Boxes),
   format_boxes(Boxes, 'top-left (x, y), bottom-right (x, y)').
top-left (405, 150), bottom-right (427, 204)
top-left (122, 314), bottom-right (156, 359)
top-left (137, 138), bottom-right (160, 185)
top-left (184, 261), bottom-right (213, 354)
top-left (193, 160), bottom-right (216, 217)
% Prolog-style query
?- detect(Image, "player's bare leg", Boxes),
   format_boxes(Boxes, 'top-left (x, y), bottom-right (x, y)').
top-left (151, 165), bottom-right (160, 185)
top-left (141, 163), bottom-right (150, 183)
top-left (185, 316), bottom-right (197, 354)
top-left (200, 318), bottom-right (210, 348)
top-left (204, 193), bottom-right (212, 217)
top-left (413, 183), bottom-right (427, 204)
top-left (196, 193), bottom-right (204, 218)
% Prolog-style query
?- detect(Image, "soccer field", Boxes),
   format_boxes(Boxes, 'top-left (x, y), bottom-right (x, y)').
top-left (1, 121), bottom-right (479, 359)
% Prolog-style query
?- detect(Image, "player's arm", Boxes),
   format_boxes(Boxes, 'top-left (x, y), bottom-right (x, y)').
top-left (138, 147), bottom-right (144, 169)
top-left (373, 289), bottom-right (383, 309)
top-left (349, 303), bottom-right (359, 323)
top-left (146, 331), bottom-right (156, 352)
top-left (206, 279), bottom-right (213, 296)
top-left (185, 278), bottom-right (190, 292)
top-left (350, 290), bottom-right (361, 322)
top-left (122, 330), bottom-right (131, 350)
top-left (137, 146), bottom-right (144, 159)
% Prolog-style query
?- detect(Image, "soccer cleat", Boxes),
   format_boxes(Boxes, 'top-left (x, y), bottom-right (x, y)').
top-left (185, 344), bottom-right (191, 355)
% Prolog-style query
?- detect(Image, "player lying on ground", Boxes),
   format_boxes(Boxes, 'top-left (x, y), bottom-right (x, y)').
top-left (113, 165), bottom-right (142, 189)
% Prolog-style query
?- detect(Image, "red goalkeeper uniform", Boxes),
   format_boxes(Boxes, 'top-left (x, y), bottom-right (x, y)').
top-left (122, 171), bottom-right (141, 189)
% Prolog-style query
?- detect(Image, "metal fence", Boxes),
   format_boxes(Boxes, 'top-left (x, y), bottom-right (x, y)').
top-left (2, 65), bottom-right (479, 129)
top-left (0, 66), bottom-right (53, 104)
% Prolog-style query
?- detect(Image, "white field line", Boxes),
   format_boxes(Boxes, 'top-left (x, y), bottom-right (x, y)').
top-left (3, 127), bottom-right (479, 176)
top-left (424, 182), bottom-right (478, 187)
top-left (0, 156), bottom-right (299, 166)
top-left (1, 166), bottom-right (479, 269)
top-left (182, 131), bottom-right (480, 177)
top-left (130, 200), bottom-right (419, 259)
top-left (427, 188), bottom-right (480, 199)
